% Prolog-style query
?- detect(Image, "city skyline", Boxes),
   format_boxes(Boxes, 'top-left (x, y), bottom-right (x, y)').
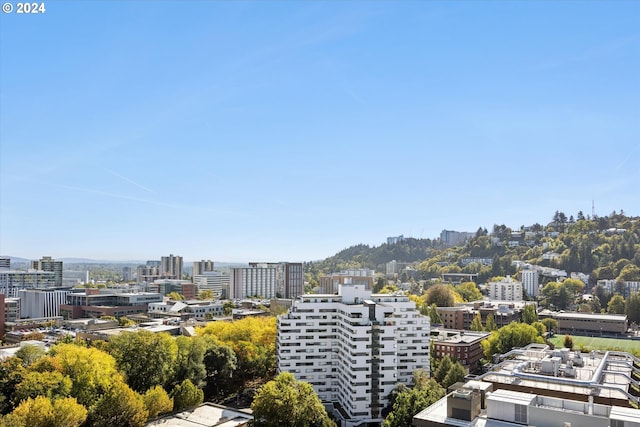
top-left (1, 1), bottom-right (638, 262)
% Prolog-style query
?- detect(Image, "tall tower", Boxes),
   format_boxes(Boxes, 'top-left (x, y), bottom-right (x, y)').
top-left (193, 260), bottom-right (214, 276)
top-left (160, 254), bottom-right (183, 279)
top-left (31, 256), bottom-right (63, 287)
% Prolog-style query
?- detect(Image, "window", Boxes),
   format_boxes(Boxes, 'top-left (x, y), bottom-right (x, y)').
top-left (611, 420), bottom-right (624, 427)
top-left (514, 404), bottom-right (527, 424)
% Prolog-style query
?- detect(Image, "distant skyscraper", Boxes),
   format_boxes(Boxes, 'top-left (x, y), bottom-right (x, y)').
top-left (521, 270), bottom-right (540, 298)
top-left (230, 266), bottom-right (277, 299)
top-left (160, 254), bottom-right (183, 280)
top-left (193, 260), bottom-right (214, 276)
top-left (31, 256), bottom-right (63, 287)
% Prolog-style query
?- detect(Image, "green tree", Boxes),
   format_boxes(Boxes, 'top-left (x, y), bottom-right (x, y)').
top-left (424, 284), bottom-right (455, 307)
top-left (521, 304), bottom-right (538, 324)
top-left (434, 356), bottom-right (453, 384)
top-left (198, 289), bottom-right (215, 300)
top-left (485, 313), bottom-right (497, 332)
top-left (541, 318), bottom-right (558, 334)
top-left (89, 381), bottom-right (148, 427)
top-left (442, 362), bottom-right (467, 389)
top-left (470, 312), bottom-right (483, 331)
top-left (426, 304), bottom-right (442, 325)
top-left (383, 377), bottom-right (445, 427)
top-left (0, 358), bottom-right (27, 414)
top-left (626, 292), bottom-right (640, 323)
top-left (171, 379), bottom-right (204, 412)
top-left (172, 336), bottom-right (206, 388)
top-left (562, 278), bottom-right (585, 296)
top-left (251, 372), bottom-right (335, 427)
top-left (223, 301), bottom-right (235, 316)
top-left (118, 316), bottom-right (136, 327)
top-left (607, 294), bottom-right (626, 314)
top-left (374, 277), bottom-right (385, 293)
top-left (143, 386), bottom-right (173, 419)
top-left (202, 340), bottom-right (237, 399)
top-left (107, 331), bottom-right (178, 393)
top-left (14, 345), bottom-right (46, 367)
top-left (482, 322), bottom-right (544, 359)
top-left (618, 264), bottom-right (640, 281)
top-left (454, 282), bottom-right (483, 302)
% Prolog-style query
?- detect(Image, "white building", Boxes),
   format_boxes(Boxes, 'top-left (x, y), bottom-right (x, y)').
top-left (521, 270), bottom-right (539, 298)
top-left (0, 270), bottom-right (57, 297)
top-left (229, 267), bottom-right (277, 299)
top-left (489, 276), bottom-right (523, 301)
top-left (277, 284), bottom-right (430, 427)
top-left (18, 288), bottom-right (70, 319)
top-left (194, 271), bottom-right (230, 299)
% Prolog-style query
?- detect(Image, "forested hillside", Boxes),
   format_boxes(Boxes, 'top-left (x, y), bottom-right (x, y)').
top-left (306, 211), bottom-right (640, 287)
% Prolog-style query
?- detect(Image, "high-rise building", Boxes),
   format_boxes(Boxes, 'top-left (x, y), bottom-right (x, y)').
top-left (277, 284), bottom-right (430, 426)
top-left (521, 269), bottom-right (539, 298)
top-left (31, 256), bottom-right (63, 287)
top-left (193, 260), bottom-right (215, 277)
top-left (0, 270), bottom-right (56, 297)
top-left (229, 266), bottom-right (277, 299)
top-left (249, 262), bottom-right (304, 299)
top-left (0, 257), bottom-right (10, 270)
top-left (440, 230), bottom-right (474, 247)
top-left (122, 266), bottom-right (132, 282)
top-left (489, 276), bottom-right (523, 301)
top-left (160, 254), bottom-right (183, 280)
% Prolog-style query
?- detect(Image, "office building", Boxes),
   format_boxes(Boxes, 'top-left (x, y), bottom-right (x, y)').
top-left (194, 271), bottom-right (230, 299)
top-left (193, 260), bottom-right (215, 277)
top-left (0, 270), bottom-right (57, 297)
top-left (277, 284), bottom-right (430, 426)
top-left (122, 266), bottom-right (132, 282)
top-left (161, 254), bottom-right (183, 279)
top-left (60, 288), bottom-right (163, 319)
top-left (18, 288), bottom-right (70, 319)
top-left (229, 266), bottom-right (277, 299)
top-left (137, 262), bottom-right (162, 284)
top-left (31, 256), bottom-right (63, 287)
top-left (488, 276), bottom-right (523, 301)
top-left (0, 257), bottom-right (10, 270)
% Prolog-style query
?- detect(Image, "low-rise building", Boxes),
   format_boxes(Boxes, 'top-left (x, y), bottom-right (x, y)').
top-left (431, 328), bottom-right (490, 372)
top-left (60, 288), bottom-right (163, 319)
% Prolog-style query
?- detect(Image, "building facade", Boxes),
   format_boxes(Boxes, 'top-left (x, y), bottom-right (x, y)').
top-left (248, 262), bottom-right (304, 299)
top-left (161, 254), bottom-right (183, 279)
top-left (194, 271), bottom-right (230, 299)
top-left (193, 260), bottom-right (215, 277)
top-left (521, 269), bottom-right (539, 298)
top-left (18, 288), bottom-right (70, 319)
top-left (431, 328), bottom-right (490, 372)
top-left (60, 288), bottom-right (163, 319)
top-left (0, 270), bottom-right (57, 297)
top-left (489, 276), bottom-right (523, 301)
top-left (229, 266), bottom-right (277, 299)
top-left (31, 256), bottom-right (63, 287)
top-left (277, 284), bottom-right (430, 426)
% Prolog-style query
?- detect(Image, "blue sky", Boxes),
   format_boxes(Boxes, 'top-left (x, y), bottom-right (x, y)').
top-left (1, 1), bottom-right (638, 263)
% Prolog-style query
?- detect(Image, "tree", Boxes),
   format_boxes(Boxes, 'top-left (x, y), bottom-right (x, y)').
top-left (143, 386), bottom-right (173, 419)
top-left (198, 289), bottom-right (215, 300)
top-left (424, 284), bottom-right (455, 307)
top-left (223, 301), bottom-right (235, 316)
top-left (171, 379), bottom-right (204, 412)
top-left (562, 278), bottom-right (585, 296)
top-left (14, 345), bottom-right (45, 367)
top-left (426, 304), bottom-right (442, 325)
top-left (470, 312), bottom-right (483, 331)
top-left (521, 304), bottom-right (538, 324)
top-left (564, 335), bottom-right (574, 350)
top-left (434, 356), bottom-right (453, 384)
top-left (442, 362), bottom-right (467, 389)
top-left (251, 373), bottom-right (335, 427)
top-left (485, 313), bottom-right (497, 332)
top-left (626, 292), bottom-right (640, 323)
top-left (541, 318), bottom-right (558, 334)
top-left (5, 396), bottom-right (87, 427)
top-left (383, 376), bottom-right (445, 427)
top-left (107, 331), bottom-right (178, 393)
top-left (167, 292), bottom-right (184, 301)
top-left (482, 322), bottom-right (544, 359)
top-left (454, 282), bottom-right (483, 302)
top-left (374, 277), bottom-right (385, 293)
top-left (202, 340), bottom-right (237, 399)
top-left (49, 343), bottom-right (121, 407)
top-left (89, 381), bottom-right (148, 427)
top-left (172, 336), bottom-right (206, 388)
top-left (13, 371), bottom-right (72, 404)
top-left (618, 264), bottom-right (640, 281)
top-left (0, 357), bottom-right (26, 414)
top-left (607, 294), bottom-right (626, 314)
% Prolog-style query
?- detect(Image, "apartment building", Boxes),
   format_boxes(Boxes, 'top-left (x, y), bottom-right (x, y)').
top-left (431, 328), bottom-right (490, 372)
top-left (0, 270), bottom-right (57, 297)
top-left (488, 276), bottom-right (523, 301)
top-left (277, 284), bottom-right (430, 427)
top-left (229, 266), bottom-right (277, 299)
top-left (193, 260), bottom-right (214, 277)
top-left (31, 256), bottom-right (63, 287)
top-left (319, 269), bottom-right (376, 294)
top-left (160, 254), bottom-right (183, 279)
top-left (249, 262), bottom-right (304, 299)
top-left (521, 269), bottom-right (540, 298)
